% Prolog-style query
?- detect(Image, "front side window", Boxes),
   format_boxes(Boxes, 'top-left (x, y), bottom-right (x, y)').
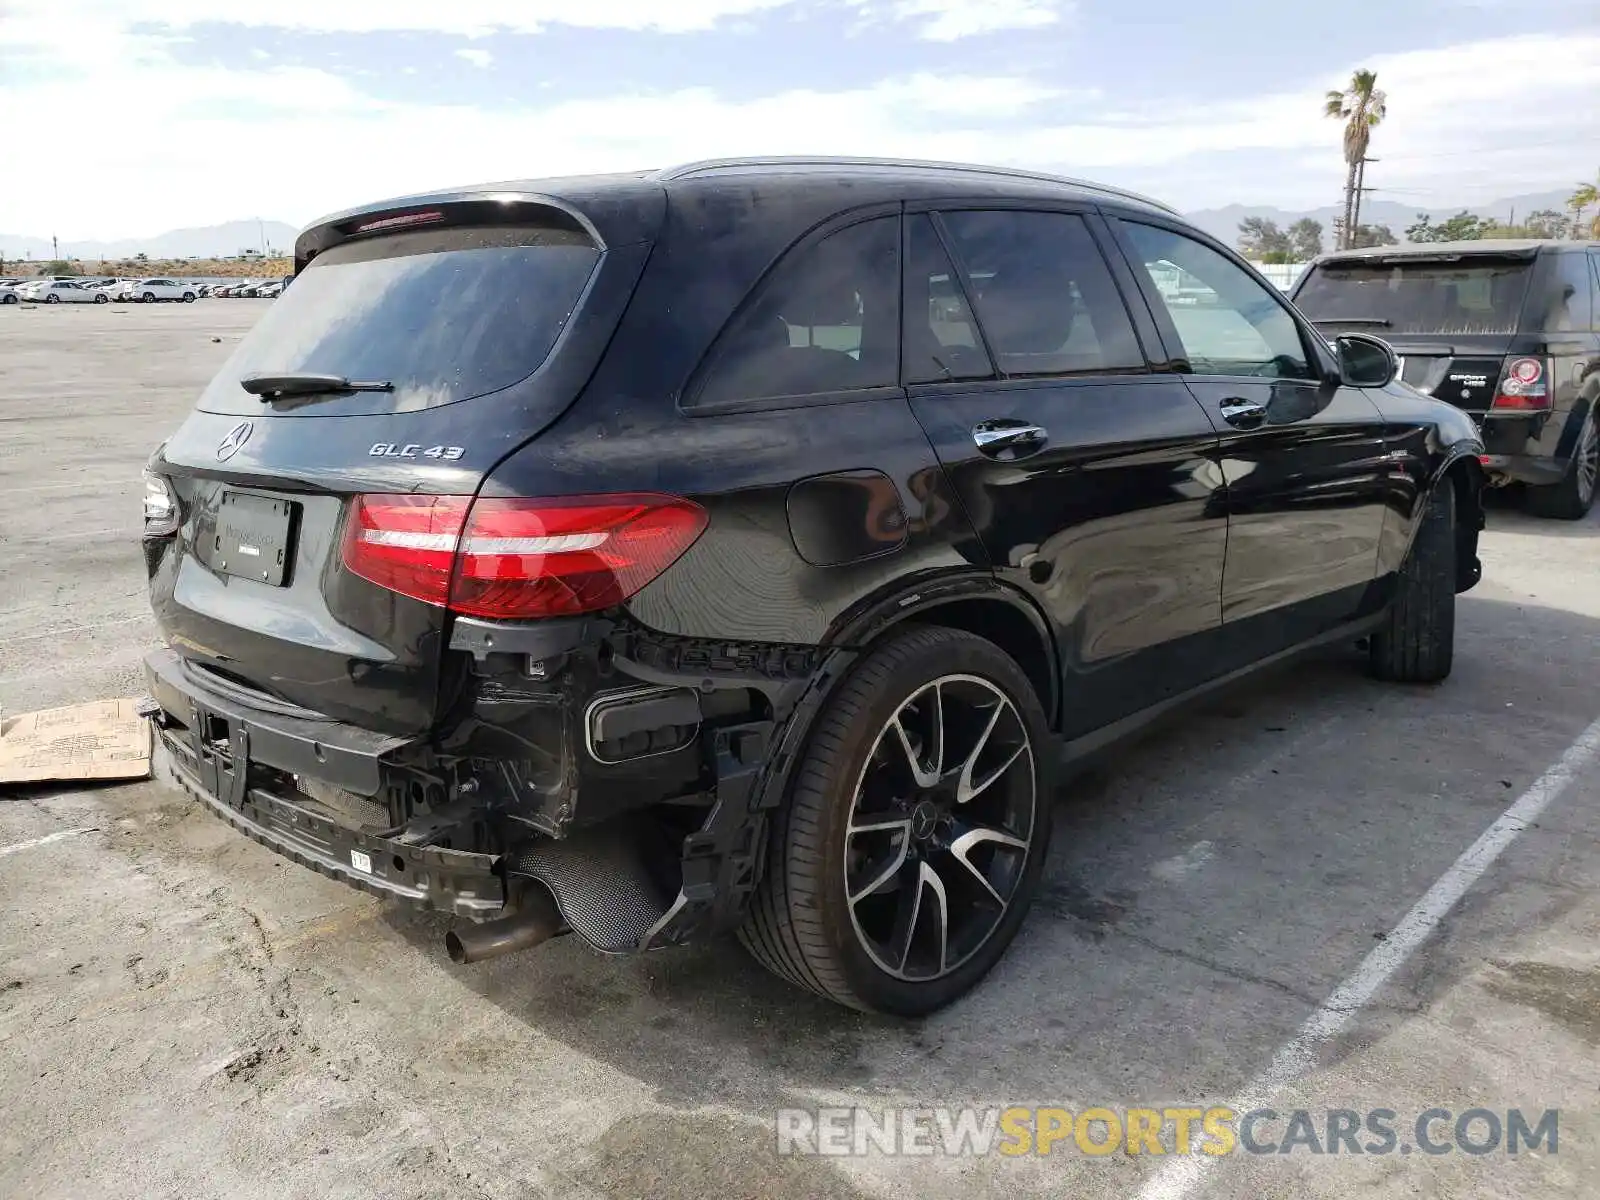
top-left (696, 216), bottom-right (899, 406)
top-left (938, 210), bottom-right (1145, 377)
top-left (1123, 222), bottom-right (1314, 379)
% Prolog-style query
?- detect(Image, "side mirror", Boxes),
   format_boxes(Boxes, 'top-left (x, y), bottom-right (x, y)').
top-left (1334, 332), bottom-right (1398, 388)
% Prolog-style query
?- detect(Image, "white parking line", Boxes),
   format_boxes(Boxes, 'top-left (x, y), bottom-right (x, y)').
top-left (0, 828), bottom-right (98, 857)
top-left (1137, 711), bottom-right (1600, 1200)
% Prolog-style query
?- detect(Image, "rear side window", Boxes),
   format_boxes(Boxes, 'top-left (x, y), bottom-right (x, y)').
top-left (1544, 251), bottom-right (1596, 332)
top-left (200, 224), bottom-right (600, 412)
top-left (1293, 257), bottom-right (1534, 336)
top-left (695, 216), bottom-right (900, 407)
top-left (903, 214), bottom-right (993, 384)
top-left (939, 211), bottom-right (1145, 377)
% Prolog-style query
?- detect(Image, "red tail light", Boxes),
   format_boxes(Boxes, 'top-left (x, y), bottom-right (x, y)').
top-left (1491, 357), bottom-right (1552, 412)
top-left (342, 493), bottom-right (707, 620)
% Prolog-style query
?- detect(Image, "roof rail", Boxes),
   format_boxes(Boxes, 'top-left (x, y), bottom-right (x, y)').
top-left (652, 155), bottom-right (1179, 214)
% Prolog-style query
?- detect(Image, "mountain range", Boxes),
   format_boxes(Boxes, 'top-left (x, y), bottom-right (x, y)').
top-left (1181, 190), bottom-right (1574, 248)
top-left (0, 221), bottom-right (299, 263)
top-left (0, 188), bottom-right (1578, 264)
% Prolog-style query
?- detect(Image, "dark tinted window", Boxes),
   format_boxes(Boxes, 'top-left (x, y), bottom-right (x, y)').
top-left (199, 224), bottom-right (600, 412)
top-left (939, 211), bottom-right (1144, 376)
top-left (1545, 251), bottom-right (1595, 332)
top-left (696, 217), bottom-right (899, 406)
top-left (903, 214), bottom-right (993, 384)
top-left (1293, 256), bottom-right (1534, 336)
top-left (1123, 222), bottom-right (1314, 379)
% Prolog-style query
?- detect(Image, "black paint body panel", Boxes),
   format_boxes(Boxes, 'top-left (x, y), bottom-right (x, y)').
top-left (143, 163), bottom-right (1487, 857)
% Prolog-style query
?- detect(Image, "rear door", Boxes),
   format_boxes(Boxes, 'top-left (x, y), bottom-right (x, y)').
top-left (901, 206), bottom-right (1228, 740)
top-left (148, 205), bottom-right (657, 735)
top-left (1109, 216), bottom-right (1391, 651)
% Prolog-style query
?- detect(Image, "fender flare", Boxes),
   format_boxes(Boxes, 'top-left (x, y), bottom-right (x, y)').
top-left (1550, 389), bottom-right (1599, 465)
top-left (739, 573), bottom-right (1059, 875)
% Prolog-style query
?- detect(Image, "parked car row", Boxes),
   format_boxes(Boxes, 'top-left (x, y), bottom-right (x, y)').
top-left (0, 275), bottom-right (288, 304)
top-left (202, 279), bottom-right (286, 299)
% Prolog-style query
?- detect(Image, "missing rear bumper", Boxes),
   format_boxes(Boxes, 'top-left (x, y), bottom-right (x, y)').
top-left (156, 727), bottom-right (506, 919)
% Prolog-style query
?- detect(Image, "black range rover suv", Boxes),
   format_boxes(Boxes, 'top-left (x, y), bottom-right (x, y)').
top-left (1293, 239), bottom-right (1600, 519)
top-left (141, 158), bottom-right (1485, 1014)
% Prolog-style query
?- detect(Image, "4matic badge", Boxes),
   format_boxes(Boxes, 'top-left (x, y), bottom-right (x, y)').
top-left (368, 443), bottom-right (465, 460)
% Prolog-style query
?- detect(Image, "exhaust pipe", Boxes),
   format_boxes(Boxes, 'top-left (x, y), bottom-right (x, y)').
top-left (446, 885), bottom-right (564, 965)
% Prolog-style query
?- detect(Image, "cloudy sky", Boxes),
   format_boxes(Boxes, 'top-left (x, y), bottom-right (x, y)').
top-left (3, 0), bottom-right (1598, 240)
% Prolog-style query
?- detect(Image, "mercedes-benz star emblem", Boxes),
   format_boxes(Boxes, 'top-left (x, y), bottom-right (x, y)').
top-left (216, 420), bottom-right (253, 462)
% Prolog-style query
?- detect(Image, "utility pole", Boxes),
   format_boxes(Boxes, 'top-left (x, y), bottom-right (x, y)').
top-left (1348, 156), bottom-right (1379, 246)
top-left (51, 234), bottom-right (58, 262)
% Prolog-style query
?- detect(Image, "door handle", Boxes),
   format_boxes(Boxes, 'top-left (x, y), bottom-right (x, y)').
top-left (972, 419), bottom-right (1049, 458)
top-left (1218, 397), bottom-right (1267, 429)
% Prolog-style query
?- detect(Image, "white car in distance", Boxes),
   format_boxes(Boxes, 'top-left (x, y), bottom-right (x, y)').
top-left (24, 280), bottom-right (109, 304)
top-left (116, 278), bottom-right (197, 303)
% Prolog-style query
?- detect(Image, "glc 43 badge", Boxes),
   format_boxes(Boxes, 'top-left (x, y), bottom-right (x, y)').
top-left (368, 443), bottom-right (464, 460)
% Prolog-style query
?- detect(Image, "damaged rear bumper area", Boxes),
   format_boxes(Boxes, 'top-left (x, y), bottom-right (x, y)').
top-left (142, 622), bottom-right (838, 963)
top-left (145, 646), bottom-right (505, 919)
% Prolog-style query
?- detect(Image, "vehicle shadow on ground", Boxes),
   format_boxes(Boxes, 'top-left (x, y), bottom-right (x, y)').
top-left (383, 595), bottom-right (1600, 1126)
top-left (1482, 487), bottom-right (1600, 538)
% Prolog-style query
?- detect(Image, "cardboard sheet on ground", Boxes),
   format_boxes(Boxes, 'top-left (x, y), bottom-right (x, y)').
top-left (0, 698), bottom-right (152, 785)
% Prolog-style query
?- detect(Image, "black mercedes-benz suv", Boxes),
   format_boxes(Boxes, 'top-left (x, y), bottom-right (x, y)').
top-left (1294, 239), bottom-right (1600, 519)
top-left (140, 157), bottom-right (1486, 1014)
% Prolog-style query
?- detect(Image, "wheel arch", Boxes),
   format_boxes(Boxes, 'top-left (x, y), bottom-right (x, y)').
top-left (824, 571), bottom-right (1060, 730)
top-left (1431, 447), bottom-right (1486, 593)
top-left (1552, 388), bottom-right (1598, 462)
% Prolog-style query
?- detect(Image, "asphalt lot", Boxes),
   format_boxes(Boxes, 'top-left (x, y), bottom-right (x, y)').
top-left (3, 301), bottom-right (1599, 1199)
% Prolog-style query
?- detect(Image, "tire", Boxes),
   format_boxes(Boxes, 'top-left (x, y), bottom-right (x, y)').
top-left (182, 292), bottom-right (195, 302)
top-left (94, 293), bottom-right (108, 303)
top-left (740, 626), bottom-right (1053, 1015)
top-left (1369, 481), bottom-right (1456, 683)
top-left (44, 293), bottom-right (58, 304)
top-left (142, 292), bottom-right (155, 303)
top-left (2, 294), bottom-right (16, 304)
top-left (1525, 408), bottom-right (1598, 521)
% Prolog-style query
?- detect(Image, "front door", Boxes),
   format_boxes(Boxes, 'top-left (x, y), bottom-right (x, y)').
top-left (901, 208), bottom-right (1229, 741)
top-left (1108, 217), bottom-right (1392, 653)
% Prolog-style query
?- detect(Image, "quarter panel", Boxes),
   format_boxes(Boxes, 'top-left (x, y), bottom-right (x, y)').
top-left (483, 391), bottom-right (982, 646)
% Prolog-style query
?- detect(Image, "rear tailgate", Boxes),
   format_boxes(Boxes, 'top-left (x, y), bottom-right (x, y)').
top-left (1294, 249), bottom-right (1537, 415)
top-left (1387, 335), bottom-right (1516, 415)
top-left (146, 194), bottom-right (661, 736)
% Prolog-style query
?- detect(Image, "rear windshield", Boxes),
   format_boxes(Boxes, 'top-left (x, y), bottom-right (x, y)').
top-left (1294, 258), bottom-right (1533, 335)
top-left (197, 224), bottom-right (600, 414)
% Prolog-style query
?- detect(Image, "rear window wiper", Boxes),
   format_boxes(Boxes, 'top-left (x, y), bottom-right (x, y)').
top-left (1309, 316), bottom-right (1392, 327)
top-left (240, 372), bottom-right (395, 399)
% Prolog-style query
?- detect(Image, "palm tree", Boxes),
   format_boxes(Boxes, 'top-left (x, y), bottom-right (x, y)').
top-left (1325, 70), bottom-right (1387, 249)
top-left (1569, 175), bottom-right (1600, 239)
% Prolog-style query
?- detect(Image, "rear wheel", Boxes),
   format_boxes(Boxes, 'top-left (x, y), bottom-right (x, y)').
top-left (1526, 408), bottom-right (1598, 520)
top-left (2, 293), bottom-right (17, 304)
top-left (44, 293), bottom-right (59, 304)
top-left (94, 292), bottom-right (108, 303)
top-left (740, 626), bottom-right (1052, 1015)
top-left (142, 291), bottom-right (155, 303)
top-left (1369, 481), bottom-right (1456, 683)
top-left (182, 292), bottom-right (195, 302)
